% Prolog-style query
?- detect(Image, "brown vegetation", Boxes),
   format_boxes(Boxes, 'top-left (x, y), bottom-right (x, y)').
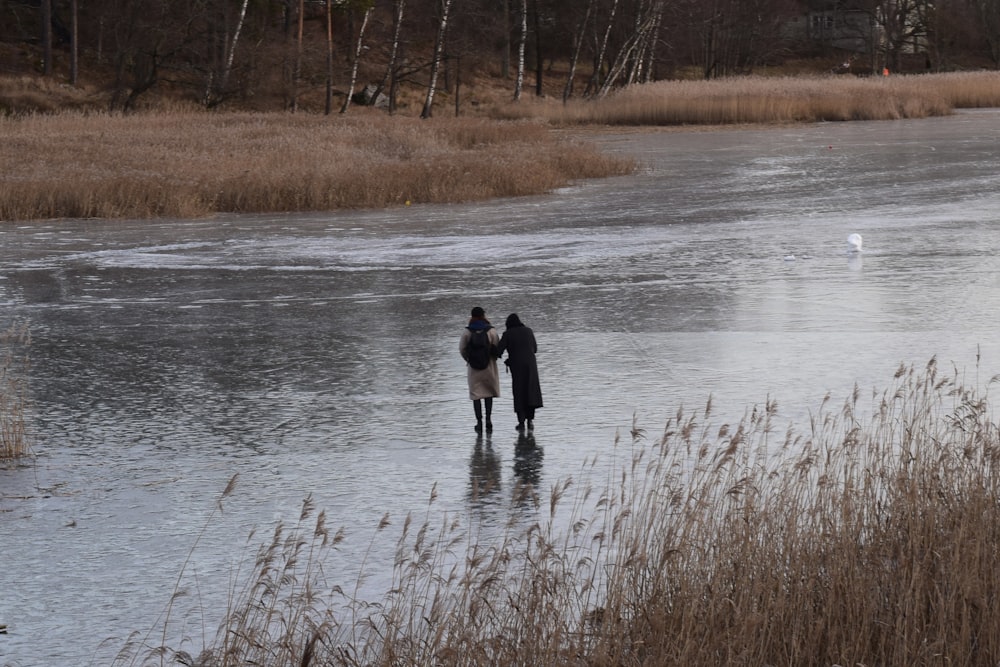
top-left (496, 70), bottom-right (1000, 125)
top-left (3, 70), bottom-right (998, 223)
top-left (119, 358), bottom-right (1000, 666)
top-left (0, 109), bottom-right (634, 221)
top-left (0, 323), bottom-right (31, 462)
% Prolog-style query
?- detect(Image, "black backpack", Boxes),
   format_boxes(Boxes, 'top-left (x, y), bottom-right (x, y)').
top-left (465, 327), bottom-right (494, 370)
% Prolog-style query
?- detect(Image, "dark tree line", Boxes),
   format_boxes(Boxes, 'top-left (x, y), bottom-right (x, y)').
top-left (3, 0), bottom-right (999, 112)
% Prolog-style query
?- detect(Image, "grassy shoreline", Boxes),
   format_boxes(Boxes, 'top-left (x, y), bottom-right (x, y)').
top-left (3, 71), bottom-right (998, 223)
top-left (0, 111), bottom-right (634, 222)
top-left (500, 70), bottom-right (1000, 125)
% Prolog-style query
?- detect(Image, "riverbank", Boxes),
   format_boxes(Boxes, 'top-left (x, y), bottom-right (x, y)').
top-left (2, 71), bottom-right (998, 222)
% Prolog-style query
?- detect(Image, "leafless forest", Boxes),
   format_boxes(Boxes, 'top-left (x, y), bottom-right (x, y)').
top-left (2, 0), bottom-right (1000, 115)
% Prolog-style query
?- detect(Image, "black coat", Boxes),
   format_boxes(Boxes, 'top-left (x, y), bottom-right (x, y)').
top-left (497, 325), bottom-right (543, 415)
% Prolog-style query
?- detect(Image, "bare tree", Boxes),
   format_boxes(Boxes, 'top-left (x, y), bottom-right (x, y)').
top-left (630, 0), bottom-right (665, 84)
top-left (586, 0), bottom-right (619, 95)
top-left (533, 0), bottom-right (542, 95)
top-left (341, 4), bottom-right (373, 113)
top-left (870, 0), bottom-right (931, 72)
top-left (203, 0), bottom-right (250, 107)
top-left (375, 0), bottom-right (406, 111)
top-left (642, 0), bottom-right (664, 83)
top-left (105, 0), bottom-right (194, 111)
top-left (421, 0), bottom-right (454, 118)
top-left (970, 0), bottom-right (1000, 66)
top-left (513, 0), bottom-right (526, 99)
top-left (41, 0), bottom-right (53, 75)
top-left (291, 0), bottom-right (304, 111)
top-left (501, 0), bottom-right (511, 77)
top-left (70, 0), bottom-right (79, 84)
top-left (325, 0), bottom-right (335, 113)
top-left (597, 0), bottom-right (660, 96)
top-left (563, 0), bottom-right (596, 101)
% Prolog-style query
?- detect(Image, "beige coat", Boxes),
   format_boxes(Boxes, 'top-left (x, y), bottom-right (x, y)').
top-left (459, 327), bottom-right (501, 400)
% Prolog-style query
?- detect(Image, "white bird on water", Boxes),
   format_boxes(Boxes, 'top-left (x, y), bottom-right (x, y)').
top-left (847, 233), bottom-right (863, 253)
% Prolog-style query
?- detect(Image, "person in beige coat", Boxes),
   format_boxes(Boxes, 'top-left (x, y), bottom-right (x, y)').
top-left (459, 306), bottom-right (501, 433)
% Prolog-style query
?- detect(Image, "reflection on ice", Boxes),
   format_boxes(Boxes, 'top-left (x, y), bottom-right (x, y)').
top-left (847, 233), bottom-right (863, 253)
top-left (513, 433), bottom-right (544, 488)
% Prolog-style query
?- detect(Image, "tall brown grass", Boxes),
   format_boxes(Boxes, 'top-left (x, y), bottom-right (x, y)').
top-left (0, 111), bottom-right (634, 222)
top-left (3, 71), bottom-right (997, 222)
top-left (121, 357), bottom-right (1000, 666)
top-left (499, 71), bottom-right (1000, 126)
top-left (0, 322), bottom-right (31, 461)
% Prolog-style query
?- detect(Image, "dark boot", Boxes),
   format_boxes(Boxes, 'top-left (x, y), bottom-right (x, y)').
top-left (484, 398), bottom-right (493, 432)
top-left (474, 400), bottom-right (483, 433)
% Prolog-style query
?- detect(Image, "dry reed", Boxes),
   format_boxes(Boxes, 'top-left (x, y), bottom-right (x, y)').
top-left (0, 322), bottom-right (31, 461)
top-left (0, 110), bottom-right (634, 222)
top-left (121, 356), bottom-right (1000, 666)
top-left (4, 72), bottom-right (996, 222)
top-left (498, 71), bottom-right (1000, 126)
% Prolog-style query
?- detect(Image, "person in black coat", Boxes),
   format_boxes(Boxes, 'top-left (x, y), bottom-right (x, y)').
top-left (496, 313), bottom-right (543, 431)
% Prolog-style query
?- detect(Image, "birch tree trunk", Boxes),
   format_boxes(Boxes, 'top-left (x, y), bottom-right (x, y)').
top-left (421, 0), bottom-right (454, 118)
top-left (597, 4), bottom-right (659, 97)
top-left (627, 0), bottom-right (646, 84)
top-left (377, 0), bottom-right (406, 111)
top-left (205, 0), bottom-right (249, 107)
top-left (586, 0), bottom-right (618, 96)
top-left (563, 0), bottom-right (596, 102)
top-left (341, 7), bottom-right (373, 113)
top-left (513, 0), bottom-right (526, 100)
top-left (627, 0), bottom-right (663, 85)
top-left (643, 3), bottom-right (663, 83)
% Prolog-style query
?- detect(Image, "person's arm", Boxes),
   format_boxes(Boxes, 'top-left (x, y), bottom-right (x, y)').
top-left (496, 331), bottom-right (508, 356)
top-left (459, 330), bottom-right (470, 362)
top-left (490, 329), bottom-right (502, 357)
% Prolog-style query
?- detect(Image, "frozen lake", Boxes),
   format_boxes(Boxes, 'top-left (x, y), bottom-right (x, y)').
top-left (2, 109), bottom-right (1000, 666)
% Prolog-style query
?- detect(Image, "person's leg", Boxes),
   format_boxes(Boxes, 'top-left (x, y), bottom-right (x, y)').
top-left (526, 408), bottom-right (534, 430)
top-left (474, 399), bottom-right (483, 432)
top-left (484, 397), bottom-right (493, 431)
top-left (512, 372), bottom-right (525, 430)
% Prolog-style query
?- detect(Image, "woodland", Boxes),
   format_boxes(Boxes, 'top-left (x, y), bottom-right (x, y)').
top-left (2, 0), bottom-right (1000, 116)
